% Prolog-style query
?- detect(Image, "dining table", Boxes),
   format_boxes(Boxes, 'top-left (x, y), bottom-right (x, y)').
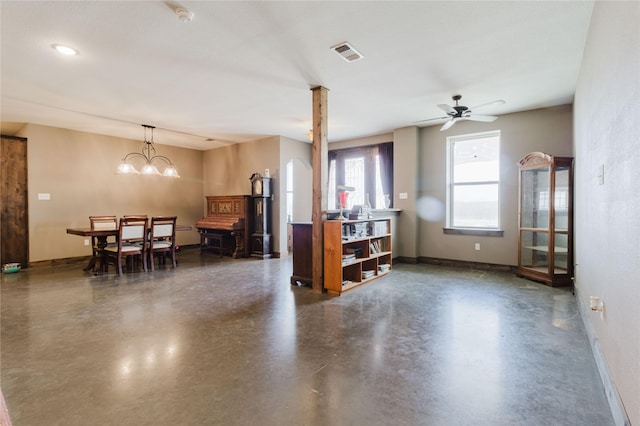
top-left (66, 224), bottom-right (193, 273)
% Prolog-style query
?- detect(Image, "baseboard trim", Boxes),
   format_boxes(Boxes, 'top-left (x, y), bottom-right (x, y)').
top-left (394, 256), bottom-right (418, 264)
top-left (575, 286), bottom-right (631, 426)
top-left (28, 256), bottom-right (92, 269)
top-left (417, 256), bottom-right (515, 272)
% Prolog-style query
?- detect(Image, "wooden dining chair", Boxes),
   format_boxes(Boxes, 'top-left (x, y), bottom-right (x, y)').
top-left (148, 216), bottom-right (177, 271)
top-left (103, 216), bottom-right (148, 275)
top-left (89, 215), bottom-right (118, 258)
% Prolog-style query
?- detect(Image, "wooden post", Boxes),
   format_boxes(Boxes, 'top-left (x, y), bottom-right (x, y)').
top-left (311, 86), bottom-right (328, 292)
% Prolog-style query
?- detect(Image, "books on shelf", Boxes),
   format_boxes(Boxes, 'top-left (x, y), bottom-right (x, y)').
top-left (378, 263), bottom-right (391, 273)
top-left (342, 253), bottom-right (356, 265)
top-left (361, 270), bottom-right (375, 279)
top-left (369, 239), bottom-right (386, 254)
top-left (372, 221), bottom-right (389, 236)
top-left (342, 222), bottom-right (368, 239)
top-left (345, 247), bottom-right (363, 257)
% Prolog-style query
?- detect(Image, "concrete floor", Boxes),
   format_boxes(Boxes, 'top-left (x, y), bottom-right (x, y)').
top-left (1, 248), bottom-right (614, 426)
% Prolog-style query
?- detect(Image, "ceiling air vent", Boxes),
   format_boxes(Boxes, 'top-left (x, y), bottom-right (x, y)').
top-left (331, 42), bottom-right (363, 62)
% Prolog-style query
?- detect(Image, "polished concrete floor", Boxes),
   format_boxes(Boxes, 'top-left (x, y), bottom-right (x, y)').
top-left (1, 248), bottom-right (614, 426)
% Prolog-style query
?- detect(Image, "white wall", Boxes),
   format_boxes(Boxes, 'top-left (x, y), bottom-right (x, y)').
top-left (281, 139), bottom-right (312, 222)
top-left (418, 106), bottom-right (573, 265)
top-left (574, 2), bottom-right (640, 424)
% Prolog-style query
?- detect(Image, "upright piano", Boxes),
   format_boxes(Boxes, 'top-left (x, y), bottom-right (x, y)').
top-left (196, 195), bottom-right (252, 258)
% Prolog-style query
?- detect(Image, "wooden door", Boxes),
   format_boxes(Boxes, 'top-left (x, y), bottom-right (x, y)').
top-left (1, 135), bottom-right (29, 267)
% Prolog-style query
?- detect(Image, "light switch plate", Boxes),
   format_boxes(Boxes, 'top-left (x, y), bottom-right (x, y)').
top-left (399, 192), bottom-right (408, 199)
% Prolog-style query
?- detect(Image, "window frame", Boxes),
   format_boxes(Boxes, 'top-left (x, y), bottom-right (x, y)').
top-left (444, 130), bottom-right (503, 236)
top-left (328, 142), bottom-right (393, 210)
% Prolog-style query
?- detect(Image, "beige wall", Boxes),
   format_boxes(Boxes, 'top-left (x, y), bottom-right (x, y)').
top-left (417, 106), bottom-right (573, 265)
top-left (393, 126), bottom-right (419, 260)
top-left (574, 2), bottom-right (639, 424)
top-left (202, 136), bottom-right (286, 255)
top-left (24, 124), bottom-right (203, 262)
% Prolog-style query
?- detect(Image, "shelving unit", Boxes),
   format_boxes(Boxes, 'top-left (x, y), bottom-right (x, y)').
top-left (517, 152), bottom-right (574, 286)
top-left (324, 218), bottom-right (392, 295)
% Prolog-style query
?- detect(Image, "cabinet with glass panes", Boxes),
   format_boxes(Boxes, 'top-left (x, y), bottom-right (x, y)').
top-left (517, 152), bottom-right (573, 286)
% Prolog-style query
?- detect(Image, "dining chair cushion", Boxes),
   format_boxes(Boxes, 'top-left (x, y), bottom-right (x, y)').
top-left (121, 224), bottom-right (145, 240)
top-left (151, 241), bottom-right (172, 249)
top-left (93, 221), bottom-right (117, 231)
top-left (152, 224), bottom-right (174, 238)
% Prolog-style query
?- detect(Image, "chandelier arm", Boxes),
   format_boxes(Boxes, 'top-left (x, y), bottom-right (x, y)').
top-left (148, 154), bottom-right (175, 166)
top-left (122, 152), bottom-right (148, 162)
top-left (116, 124), bottom-right (179, 177)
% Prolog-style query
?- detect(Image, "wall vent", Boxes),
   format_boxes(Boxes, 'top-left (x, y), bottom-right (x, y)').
top-left (331, 42), bottom-right (363, 62)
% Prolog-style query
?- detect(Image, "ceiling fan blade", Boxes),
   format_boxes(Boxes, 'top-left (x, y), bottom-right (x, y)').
top-left (468, 99), bottom-right (505, 112)
top-left (414, 116), bottom-right (449, 124)
top-left (465, 114), bottom-right (498, 122)
top-left (440, 118), bottom-right (458, 131)
top-left (437, 104), bottom-right (457, 115)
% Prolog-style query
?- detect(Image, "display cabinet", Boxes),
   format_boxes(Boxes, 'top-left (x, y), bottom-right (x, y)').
top-left (324, 218), bottom-right (392, 295)
top-left (517, 152), bottom-right (573, 286)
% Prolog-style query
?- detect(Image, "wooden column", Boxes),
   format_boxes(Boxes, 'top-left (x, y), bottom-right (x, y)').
top-left (311, 86), bottom-right (329, 292)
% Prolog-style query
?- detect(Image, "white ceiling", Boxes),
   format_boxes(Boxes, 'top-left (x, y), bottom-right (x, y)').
top-left (0, 1), bottom-right (594, 150)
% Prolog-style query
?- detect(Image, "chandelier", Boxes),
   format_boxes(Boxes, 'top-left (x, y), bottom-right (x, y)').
top-left (116, 125), bottom-right (180, 177)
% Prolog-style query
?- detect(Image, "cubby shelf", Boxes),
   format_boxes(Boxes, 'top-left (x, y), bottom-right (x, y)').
top-left (324, 218), bottom-right (392, 295)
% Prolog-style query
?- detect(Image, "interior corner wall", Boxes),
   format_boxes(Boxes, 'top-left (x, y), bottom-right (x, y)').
top-left (573, 2), bottom-right (640, 424)
top-left (393, 126), bottom-right (419, 260)
top-left (25, 124), bottom-right (203, 262)
top-left (279, 136), bottom-right (312, 254)
top-left (202, 136), bottom-right (282, 254)
top-left (417, 106), bottom-right (573, 265)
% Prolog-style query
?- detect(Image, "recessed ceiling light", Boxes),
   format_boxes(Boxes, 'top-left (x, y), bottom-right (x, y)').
top-left (52, 44), bottom-right (78, 56)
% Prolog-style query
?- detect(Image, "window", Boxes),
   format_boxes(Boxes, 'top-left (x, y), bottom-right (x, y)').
top-left (446, 131), bottom-right (500, 229)
top-left (328, 142), bottom-right (393, 210)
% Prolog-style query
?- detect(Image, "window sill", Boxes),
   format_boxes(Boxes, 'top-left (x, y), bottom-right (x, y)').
top-left (443, 228), bottom-right (504, 237)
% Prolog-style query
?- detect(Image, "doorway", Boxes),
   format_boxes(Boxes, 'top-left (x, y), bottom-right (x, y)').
top-left (1, 135), bottom-right (29, 267)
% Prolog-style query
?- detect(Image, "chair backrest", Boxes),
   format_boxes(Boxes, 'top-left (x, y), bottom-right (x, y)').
top-left (150, 216), bottom-right (177, 240)
top-left (90, 215), bottom-right (117, 231)
top-left (119, 216), bottom-right (148, 244)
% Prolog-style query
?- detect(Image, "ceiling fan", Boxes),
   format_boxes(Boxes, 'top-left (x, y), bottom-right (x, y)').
top-left (416, 95), bottom-right (506, 131)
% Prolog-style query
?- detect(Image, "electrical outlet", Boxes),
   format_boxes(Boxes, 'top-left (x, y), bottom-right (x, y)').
top-left (474, 243), bottom-right (480, 251)
top-left (84, 239), bottom-right (90, 246)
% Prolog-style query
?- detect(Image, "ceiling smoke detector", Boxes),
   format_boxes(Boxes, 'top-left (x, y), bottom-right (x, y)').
top-left (174, 6), bottom-right (194, 22)
top-left (331, 42), bottom-right (363, 62)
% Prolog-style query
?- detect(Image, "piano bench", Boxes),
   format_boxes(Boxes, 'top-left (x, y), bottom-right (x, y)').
top-left (200, 232), bottom-right (231, 258)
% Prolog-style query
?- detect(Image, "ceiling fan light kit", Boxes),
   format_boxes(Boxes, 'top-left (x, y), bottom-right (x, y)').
top-left (416, 94), bottom-right (505, 131)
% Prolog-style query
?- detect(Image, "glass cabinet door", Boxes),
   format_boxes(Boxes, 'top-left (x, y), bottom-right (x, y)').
top-left (552, 165), bottom-right (571, 273)
top-left (520, 168), bottom-right (550, 230)
top-left (554, 166), bottom-right (570, 232)
top-left (520, 230), bottom-right (549, 273)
